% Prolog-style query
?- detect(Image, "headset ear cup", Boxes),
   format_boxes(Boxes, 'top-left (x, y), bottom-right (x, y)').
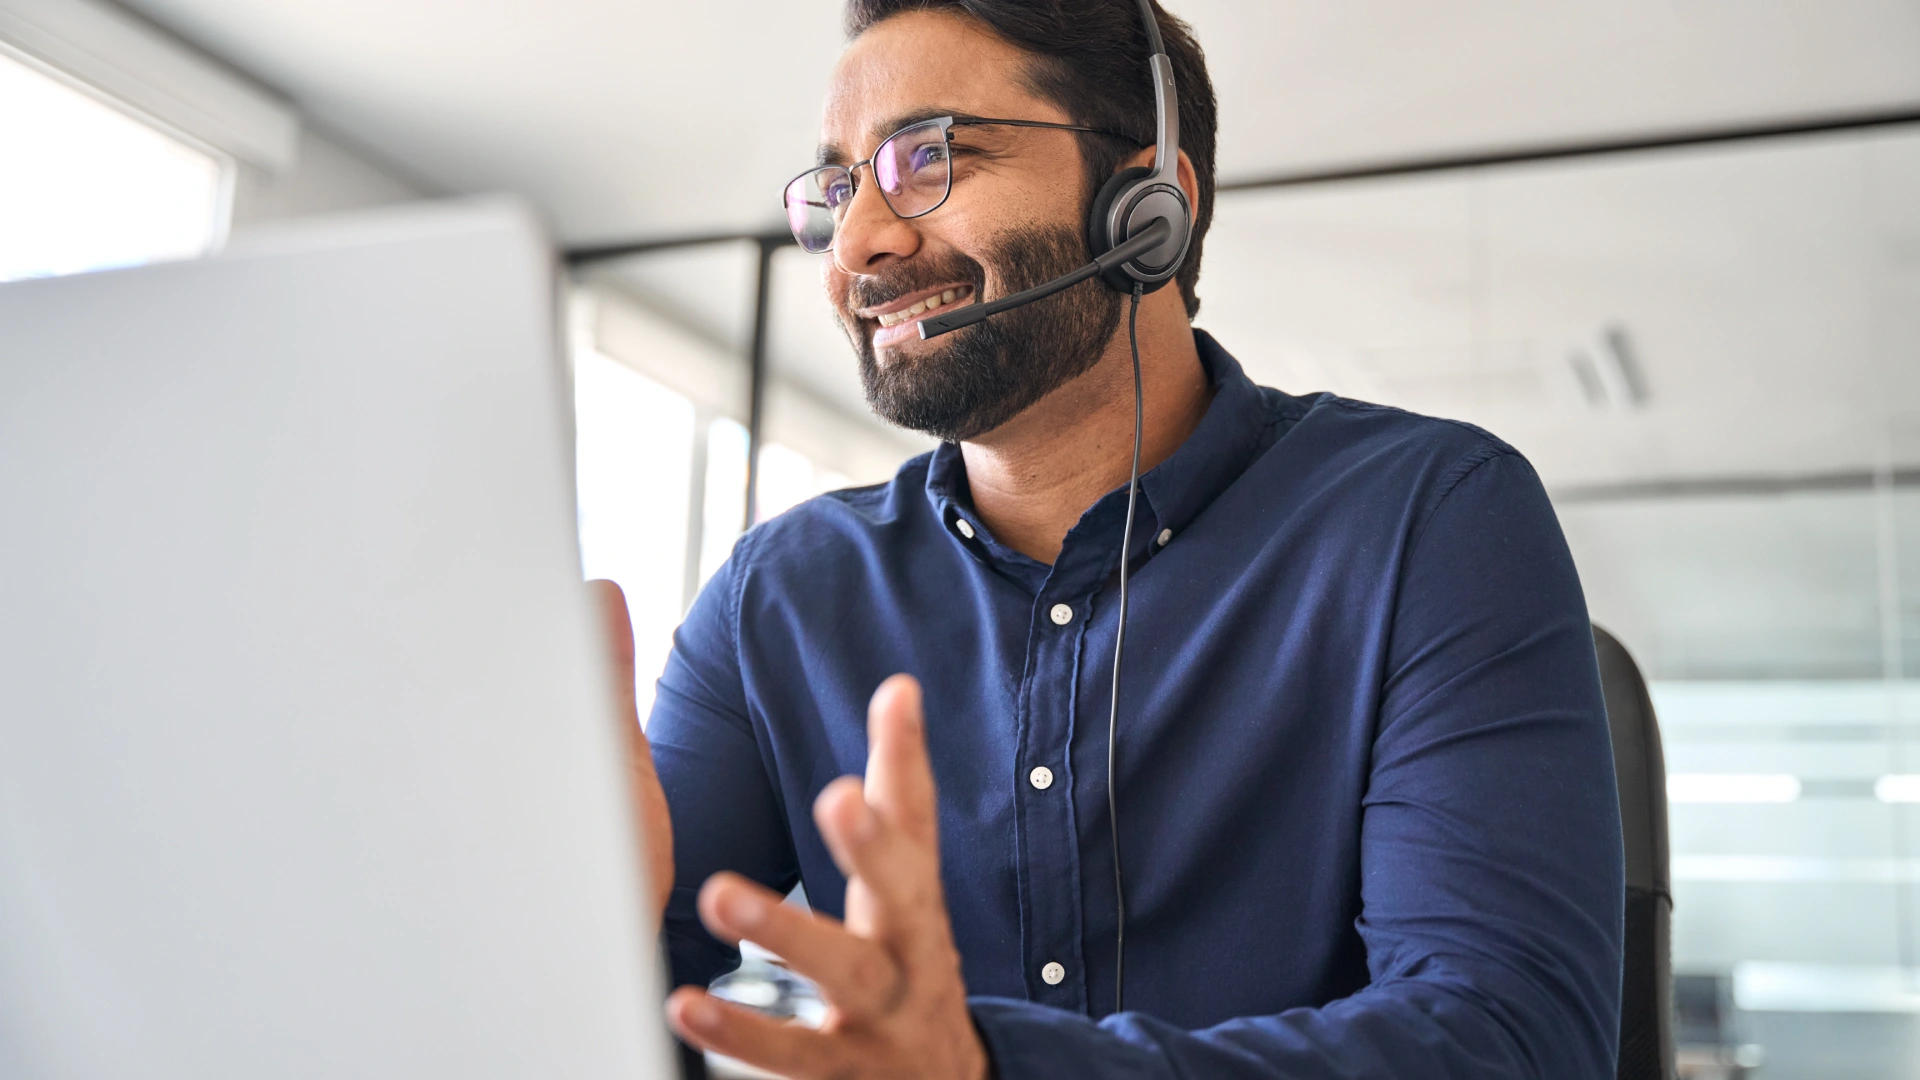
top-left (1087, 166), bottom-right (1153, 263)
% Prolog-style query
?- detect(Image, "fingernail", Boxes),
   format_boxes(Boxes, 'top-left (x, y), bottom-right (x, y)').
top-left (681, 995), bottom-right (719, 1032)
top-left (719, 889), bottom-right (763, 930)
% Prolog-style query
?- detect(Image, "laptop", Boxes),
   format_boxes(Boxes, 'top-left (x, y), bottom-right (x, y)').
top-left (0, 201), bottom-right (676, 1079)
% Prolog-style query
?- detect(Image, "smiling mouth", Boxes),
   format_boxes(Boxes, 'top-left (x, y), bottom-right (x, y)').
top-left (866, 286), bottom-right (976, 330)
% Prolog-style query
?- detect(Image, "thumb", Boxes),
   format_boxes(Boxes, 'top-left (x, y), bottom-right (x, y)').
top-left (588, 579), bottom-right (638, 723)
top-left (588, 580), bottom-right (674, 922)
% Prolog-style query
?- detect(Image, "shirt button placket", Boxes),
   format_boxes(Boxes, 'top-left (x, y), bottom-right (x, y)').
top-left (1023, 593), bottom-right (1086, 1008)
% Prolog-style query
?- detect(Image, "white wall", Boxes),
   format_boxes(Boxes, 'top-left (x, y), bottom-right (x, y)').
top-left (229, 123), bottom-right (427, 228)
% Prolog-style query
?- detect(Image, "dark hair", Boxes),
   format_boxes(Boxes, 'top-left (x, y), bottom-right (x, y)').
top-left (844, 0), bottom-right (1218, 318)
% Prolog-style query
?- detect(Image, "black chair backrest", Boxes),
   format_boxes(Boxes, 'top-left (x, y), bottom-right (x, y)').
top-left (1593, 625), bottom-right (1675, 1080)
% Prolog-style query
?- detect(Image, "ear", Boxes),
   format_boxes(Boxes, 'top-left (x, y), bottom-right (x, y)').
top-left (1173, 148), bottom-right (1199, 222)
top-left (1116, 146), bottom-right (1201, 225)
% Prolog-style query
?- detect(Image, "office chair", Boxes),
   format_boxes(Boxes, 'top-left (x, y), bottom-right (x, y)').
top-left (1593, 625), bottom-right (1676, 1080)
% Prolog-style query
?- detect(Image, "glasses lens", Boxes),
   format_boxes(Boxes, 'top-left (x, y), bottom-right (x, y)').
top-left (784, 167), bottom-right (852, 253)
top-left (874, 121), bottom-right (951, 217)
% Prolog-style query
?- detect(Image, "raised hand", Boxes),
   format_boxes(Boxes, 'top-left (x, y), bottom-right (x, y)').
top-left (664, 675), bottom-right (988, 1080)
top-left (589, 579), bottom-right (675, 931)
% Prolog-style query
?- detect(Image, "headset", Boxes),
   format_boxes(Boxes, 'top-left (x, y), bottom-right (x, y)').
top-left (918, 0), bottom-right (1188, 1015)
top-left (917, 1), bottom-right (1190, 338)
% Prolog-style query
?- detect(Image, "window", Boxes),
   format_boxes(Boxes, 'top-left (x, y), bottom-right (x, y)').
top-left (757, 441), bottom-right (853, 523)
top-left (698, 418), bottom-right (750, 587)
top-left (574, 349), bottom-right (696, 720)
top-left (694, 418), bottom-right (856, 586)
top-left (0, 50), bottom-right (228, 283)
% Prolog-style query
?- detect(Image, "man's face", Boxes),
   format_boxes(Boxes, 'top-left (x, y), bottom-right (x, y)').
top-left (820, 11), bottom-right (1122, 443)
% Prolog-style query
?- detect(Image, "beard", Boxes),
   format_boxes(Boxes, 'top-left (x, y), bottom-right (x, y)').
top-left (841, 224), bottom-right (1122, 443)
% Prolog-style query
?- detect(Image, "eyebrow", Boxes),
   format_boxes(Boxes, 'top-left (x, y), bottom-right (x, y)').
top-left (815, 106), bottom-right (972, 167)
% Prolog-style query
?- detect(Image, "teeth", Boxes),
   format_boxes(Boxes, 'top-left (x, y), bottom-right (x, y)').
top-left (872, 289), bottom-right (969, 329)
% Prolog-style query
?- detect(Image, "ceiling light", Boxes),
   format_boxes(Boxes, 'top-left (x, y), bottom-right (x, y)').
top-left (1667, 773), bottom-right (1801, 803)
top-left (1875, 775), bottom-right (1920, 803)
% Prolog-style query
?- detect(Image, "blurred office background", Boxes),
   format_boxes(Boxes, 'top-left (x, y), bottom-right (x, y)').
top-left (4, 0), bottom-right (1917, 1075)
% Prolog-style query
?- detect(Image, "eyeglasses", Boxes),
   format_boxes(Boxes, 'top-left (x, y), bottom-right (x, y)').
top-left (782, 115), bottom-right (1142, 254)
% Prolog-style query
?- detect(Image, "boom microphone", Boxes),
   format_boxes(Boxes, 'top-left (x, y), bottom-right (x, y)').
top-left (915, 219), bottom-right (1172, 340)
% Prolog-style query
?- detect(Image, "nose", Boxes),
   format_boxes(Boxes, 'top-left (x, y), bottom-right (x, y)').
top-left (832, 167), bottom-right (920, 275)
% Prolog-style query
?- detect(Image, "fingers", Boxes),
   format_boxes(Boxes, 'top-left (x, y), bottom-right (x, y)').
top-left (798, 676), bottom-right (952, 958)
top-left (588, 577), bottom-right (656, 771)
top-left (588, 579), bottom-right (636, 669)
top-left (864, 675), bottom-right (939, 848)
top-left (588, 579), bottom-right (673, 926)
top-left (667, 987), bottom-right (846, 1080)
top-left (672, 676), bottom-right (975, 1077)
top-left (814, 779), bottom-right (953, 969)
top-left (696, 872), bottom-right (904, 1019)
top-left (815, 779), bottom-right (931, 902)
top-left (588, 579), bottom-right (638, 721)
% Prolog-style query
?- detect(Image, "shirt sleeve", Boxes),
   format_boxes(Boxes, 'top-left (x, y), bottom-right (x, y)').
top-left (968, 447), bottom-right (1625, 1079)
top-left (645, 530), bottom-right (802, 994)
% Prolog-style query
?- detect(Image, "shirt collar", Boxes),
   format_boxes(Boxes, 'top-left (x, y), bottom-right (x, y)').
top-left (925, 329), bottom-right (1269, 586)
top-left (1136, 329), bottom-right (1270, 541)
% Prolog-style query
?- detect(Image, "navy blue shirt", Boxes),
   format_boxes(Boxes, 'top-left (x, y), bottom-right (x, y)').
top-left (649, 331), bottom-right (1623, 1079)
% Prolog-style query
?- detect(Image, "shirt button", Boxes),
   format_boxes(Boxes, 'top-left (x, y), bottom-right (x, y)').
top-left (954, 518), bottom-right (975, 539)
top-left (1049, 603), bottom-right (1074, 626)
top-left (1029, 766), bottom-right (1054, 790)
top-left (1157, 528), bottom-right (1173, 546)
top-left (1041, 961), bottom-right (1066, 986)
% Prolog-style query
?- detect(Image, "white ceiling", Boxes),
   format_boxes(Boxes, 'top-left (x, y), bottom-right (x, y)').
top-left (119, 0), bottom-right (1920, 243)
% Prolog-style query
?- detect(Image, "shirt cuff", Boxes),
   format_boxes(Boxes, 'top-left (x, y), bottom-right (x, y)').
top-left (968, 997), bottom-right (1162, 1080)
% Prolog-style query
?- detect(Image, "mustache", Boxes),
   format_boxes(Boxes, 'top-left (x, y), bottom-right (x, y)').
top-left (843, 251), bottom-right (986, 314)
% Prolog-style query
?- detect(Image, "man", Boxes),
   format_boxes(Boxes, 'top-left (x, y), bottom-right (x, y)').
top-left (607, 2), bottom-right (1625, 1077)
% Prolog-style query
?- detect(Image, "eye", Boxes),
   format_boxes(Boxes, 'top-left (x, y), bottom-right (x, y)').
top-left (823, 175), bottom-right (855, 210)
top-left (907, 141), bottom-right (949, 174)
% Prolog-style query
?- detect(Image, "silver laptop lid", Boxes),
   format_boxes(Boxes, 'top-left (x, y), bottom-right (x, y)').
top-left (0, 201), bottom-right (674, 1079)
